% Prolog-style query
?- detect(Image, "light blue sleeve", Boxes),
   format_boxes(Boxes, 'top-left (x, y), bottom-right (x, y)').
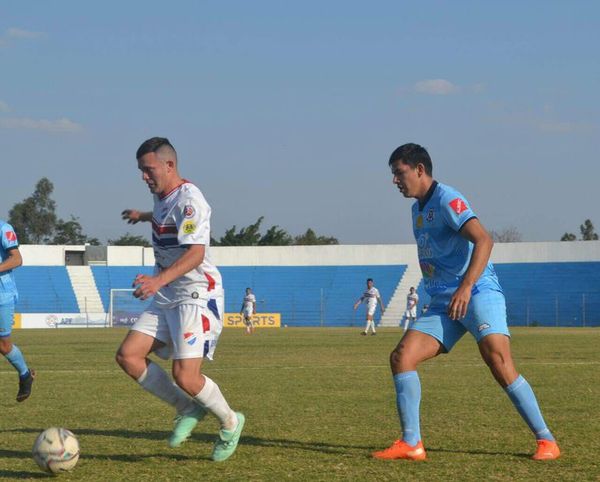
top-left (1, 223), bottom-right (19, 251)
top-left (439, 188), bottom-right (477, 232)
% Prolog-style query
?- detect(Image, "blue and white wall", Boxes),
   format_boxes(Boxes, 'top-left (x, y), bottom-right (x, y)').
top-left (14, 241), bottom-right (600, 328)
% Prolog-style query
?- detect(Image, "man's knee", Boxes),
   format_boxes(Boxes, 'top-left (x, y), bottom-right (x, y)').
top-left (0, 337), bottom-right (12, 355)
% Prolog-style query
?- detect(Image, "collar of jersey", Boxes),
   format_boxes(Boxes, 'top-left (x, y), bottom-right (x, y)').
top-left (418, 180), bottom-right (438, 211)
top-left (159, 179), bottom-right (190, 200)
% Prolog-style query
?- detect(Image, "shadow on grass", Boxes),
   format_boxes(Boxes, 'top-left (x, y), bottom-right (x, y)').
top-left (3, 426), bottom-right (374, 457)
top-left (0, 470), bottom-right (49, 479)
top-left (427, 446), bottom-right (530, 459)
top-left (2, 427), bottom-right (529, 459)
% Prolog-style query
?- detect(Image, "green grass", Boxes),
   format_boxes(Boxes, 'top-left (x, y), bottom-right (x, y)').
top-left (1, 327), bottom-right (599, 481)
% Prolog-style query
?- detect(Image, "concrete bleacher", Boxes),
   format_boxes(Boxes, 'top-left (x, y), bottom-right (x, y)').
top-left (13, 266), bottom-right (79, 313)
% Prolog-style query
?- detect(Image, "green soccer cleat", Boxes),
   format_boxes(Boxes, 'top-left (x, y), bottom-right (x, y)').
top-left (211, 412), bottom-right (245, 462)
top-left (168, 405), bottom-right (207, 448)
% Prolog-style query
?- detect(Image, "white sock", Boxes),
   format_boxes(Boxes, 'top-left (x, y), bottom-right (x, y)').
top-left (137, 361), bottom-right (197, 415)
top-left (194, 375), bottom-right (237, 430)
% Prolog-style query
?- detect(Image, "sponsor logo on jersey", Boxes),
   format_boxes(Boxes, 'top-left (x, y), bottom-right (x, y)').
top-left (5, 230), bottom-right (17, 242)
top-left (426, 208), bottom-right (435, 222)
top-left (184, 332), bottom-right (197, 345)
top-left (420, 261), bottom-right (436, 278)
top-left (478, 323), bottom-right (491, 332)
top-left (183, 205), bottom-right (195, 218)
top-left (449, 198), bottom-right (468, 215)
top-left (183, 221), bottom-right (196, 234)
top-left (191, 291), bottom-right (199, 299)
top-left (416, 215), bottom-right (423, 229)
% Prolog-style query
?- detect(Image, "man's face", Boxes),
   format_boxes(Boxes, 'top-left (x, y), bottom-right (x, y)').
top-left (391, 160), bottom-right (420, 198)
top-left (367, 280), bottom-right (373, 289)
top-left (138, 152), bottom-right (171, 196)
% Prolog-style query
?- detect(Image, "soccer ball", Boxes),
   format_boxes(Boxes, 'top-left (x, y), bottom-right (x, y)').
top-left (32, 427), bottom-right (80, 474)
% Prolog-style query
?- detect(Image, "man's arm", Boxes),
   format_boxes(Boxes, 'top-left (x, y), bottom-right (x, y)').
top-left (122, 209), bottom-right (152, 224)
top-left (447, 218), bottom-right (494, 320)
top-left (133, 244), bottom-right (205, 300)
top-left (0, 248), bottom-right (22, 273)
top-left (378, 295), bottom-right (385, 313)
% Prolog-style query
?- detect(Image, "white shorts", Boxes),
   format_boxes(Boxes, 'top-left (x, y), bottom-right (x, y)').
top-left (243, 308), bottom-right (254, 320)
top-left (367, 304), bottom-right (377, 317)
top-left (132, 296), bottom-right (224, 360)
top-left (404, 307), bottom-right (417, 318)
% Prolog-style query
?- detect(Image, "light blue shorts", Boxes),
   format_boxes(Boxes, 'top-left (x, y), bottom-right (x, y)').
top-left (410, 288), bottom-right (510, 352)
top-left (0, 302), bottom-right (15, 337)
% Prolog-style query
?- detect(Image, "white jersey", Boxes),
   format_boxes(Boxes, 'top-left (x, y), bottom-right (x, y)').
top-left (151, 181), bottom-right (222, 307)
top-left (406, 292), bottom-right (419, 310)
top-left (243, 293), bottom-right (256, 312)
top-left (361, 287), bottom-right (380, 308)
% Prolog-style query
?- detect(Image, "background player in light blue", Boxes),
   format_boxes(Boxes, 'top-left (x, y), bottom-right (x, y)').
top-left (0, 220), bottom-right (35, 402)
top-left (373, 143), bottom-right (560, 462)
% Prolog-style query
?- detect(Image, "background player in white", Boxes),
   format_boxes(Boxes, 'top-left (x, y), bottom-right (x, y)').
top-left (354, 278), bottom-right (385, 335)
top-left (116, 137), bottom-right (244, 462)
top-left (401, 287), bottom-right (419, 333)
top-left (240, 287), bottom-right (256, 334)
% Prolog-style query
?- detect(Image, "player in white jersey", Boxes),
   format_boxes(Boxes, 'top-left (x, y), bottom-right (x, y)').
top-left (354, 278), bottom-right (385, 335)
top-left (116, 137), bottom-right (244, 462)
top-left (240, 288), bottom-right (256, 334)
top-left (401, 287), bottom-right (419, 333)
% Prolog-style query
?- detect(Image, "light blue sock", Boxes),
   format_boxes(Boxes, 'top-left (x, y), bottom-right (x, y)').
top-left (505, 375), bottom-right (554, 441)
top-left (393, 371), bottom-right (421, 445)
top-left (4, 344), bottom-right (29, 378)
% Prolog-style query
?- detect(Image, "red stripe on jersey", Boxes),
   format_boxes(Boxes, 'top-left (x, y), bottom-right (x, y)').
top-left (152, 221), bottom-right (178, 234)
top-left (201, 314), bottom-right (210, 333)
top-left (205, 273), bottom-right (216, 291)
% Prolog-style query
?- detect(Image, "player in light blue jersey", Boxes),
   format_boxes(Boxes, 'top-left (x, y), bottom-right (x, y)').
top-left (0, 220), bottom-right (35, 402)
top-left (373, 143), bottom-right (560, 462)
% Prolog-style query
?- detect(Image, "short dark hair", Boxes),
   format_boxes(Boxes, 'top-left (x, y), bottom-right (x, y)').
top-left (367, 278), bottom-right (373, 283)
top-left (388, 143), bottom-right (433, 176)
top-left (136, 137), bottom-right (175, 159)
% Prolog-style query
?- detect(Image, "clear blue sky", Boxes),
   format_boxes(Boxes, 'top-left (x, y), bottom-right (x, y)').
top-left (1, 1), bottom-right (598, 244)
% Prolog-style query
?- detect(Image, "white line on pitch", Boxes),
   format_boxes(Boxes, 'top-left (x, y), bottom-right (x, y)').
top-left (0, 360), bottom-right (598, 376)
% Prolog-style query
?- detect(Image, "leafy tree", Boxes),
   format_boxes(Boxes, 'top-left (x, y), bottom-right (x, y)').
top-left (216, 217), bottom-right (264, 246)
top-left (52, 216), bottom-right (100, 245)
top-left (580, 219), bottom-right (598, 241)
top-left (561, 219), bottom-right (597, 241)
top-left (8, 177), bottom-right (57, 244)
top-left (294, 228), bottom-right (339, 246)
top-left (259, 225), bottom-right (293, 246)
top-left (490, 226), bottom-right (522, 243)
top-left (8, 178), bottom-right (100, 245)
top-left (108, 233), bottom-right (151, 247)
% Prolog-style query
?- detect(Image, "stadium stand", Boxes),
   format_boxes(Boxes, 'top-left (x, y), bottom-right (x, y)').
top-left (91, 266), bottom-right (154, 311)
top-left (221, 265), bottom-right (405, 326)
top-left (496, 262), bottom-right (600, 327)
top-left (14, 266), bottom-right (79, 313)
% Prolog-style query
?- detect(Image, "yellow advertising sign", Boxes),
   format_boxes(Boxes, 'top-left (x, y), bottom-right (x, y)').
top-left (13, 313), bottom-right (21, 329)
top-left (224, 313), bottom-right (281, 328)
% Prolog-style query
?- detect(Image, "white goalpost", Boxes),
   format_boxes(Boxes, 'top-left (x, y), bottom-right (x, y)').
top-left (108, 289), bottom-right (150, 327)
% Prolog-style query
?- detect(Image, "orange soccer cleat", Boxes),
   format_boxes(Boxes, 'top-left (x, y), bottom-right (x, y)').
top-left (372, 439), bottom-right (427, 461)
top-left (532, 439), bottom-right (561, 461)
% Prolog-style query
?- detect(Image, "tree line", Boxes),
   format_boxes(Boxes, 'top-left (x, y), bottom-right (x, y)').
top-left (6, 178), bottom-right (339, 247)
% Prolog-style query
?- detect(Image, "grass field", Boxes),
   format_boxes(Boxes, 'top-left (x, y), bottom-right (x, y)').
top-left (1, 327), bottom-right (599, 481)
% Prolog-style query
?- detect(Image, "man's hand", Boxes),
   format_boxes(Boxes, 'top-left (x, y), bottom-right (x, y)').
top-left (448, 284), bottom-right (472, 320)
top-left (132, 274), bottom-right (164, 300)
top-left (353, 302), bottom-right (360, 310)
top-left (122, 209), bottom-right (145, 224)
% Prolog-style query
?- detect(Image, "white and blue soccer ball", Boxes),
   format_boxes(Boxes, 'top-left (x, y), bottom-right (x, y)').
top-left (32, 427), bottom-right (80, 474)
